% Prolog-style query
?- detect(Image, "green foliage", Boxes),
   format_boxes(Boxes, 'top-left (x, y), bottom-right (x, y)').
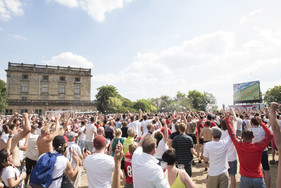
top-left (95, 85), bottom-right (217, 113)
top-left (133, 99), bottom-right (157, 112)
top-left (264, 86), bottom-right (281, 104)
top-left (188, 90), bottom-right (206, 111)
top-left (188, 90), bottom-right (216, 111)
top-left (0, 80), bottom-right (7, 113)
top-left (95, 85), bottom-right (118, 113)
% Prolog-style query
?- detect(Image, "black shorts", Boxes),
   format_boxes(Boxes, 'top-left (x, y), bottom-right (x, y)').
top-left (261, 151), bottom-right (270, 171)
top-left (199, 138), bottom-right (204, 145)
top-left (26, 157), bottom-right (37, 175)
top-left (187, 134), bottom-right (197, 144)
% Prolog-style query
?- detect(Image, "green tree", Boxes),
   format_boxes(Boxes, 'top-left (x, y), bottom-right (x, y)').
top-left (95, 85), bottom-right (119, 113)
top-left (188, 90), bottom-right (205, 110)
top-left (188, 90), bottom-right (216, 111)
top-left (133, 99), bottom-right (157, 112)
top-left (108, 97), bottom-right (122, 112)
top-left (0, 80), bottom-right (7, 113)
top-left (264, 86), bottom-right (281, 104)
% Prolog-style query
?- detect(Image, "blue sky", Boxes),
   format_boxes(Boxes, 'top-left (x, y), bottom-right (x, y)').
top-left (1, 0), bottom-right (281, 108)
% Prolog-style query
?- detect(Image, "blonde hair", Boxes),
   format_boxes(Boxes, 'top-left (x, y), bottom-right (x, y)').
top-left (114, 128), bottom-right (122, 137)
top-left (147, 123), bottom-right (153, 131)
top-left (129, 142), bottom-right (138, 155)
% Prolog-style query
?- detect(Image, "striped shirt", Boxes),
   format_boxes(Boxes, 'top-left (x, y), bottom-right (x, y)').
top-left (172, 134), bottom-right (194, 164)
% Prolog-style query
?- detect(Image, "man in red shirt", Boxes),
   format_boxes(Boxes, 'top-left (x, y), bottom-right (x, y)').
top-left (124, 142), bottom-right (138, 188)
top-left (225, 113), bottom-right (272, 188)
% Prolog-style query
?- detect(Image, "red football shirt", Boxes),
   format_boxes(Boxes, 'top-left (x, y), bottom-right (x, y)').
top-left (124, 152), bottom-right (133, 184)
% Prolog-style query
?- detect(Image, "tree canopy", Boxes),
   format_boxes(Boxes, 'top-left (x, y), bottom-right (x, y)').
top-left (264, 85), bottom-right (281, 104)
top-left (95, 85), bottom-right (217, 113)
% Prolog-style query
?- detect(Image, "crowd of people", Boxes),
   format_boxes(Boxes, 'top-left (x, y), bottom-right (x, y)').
top-left (0, 102), bottom-right (280, 188)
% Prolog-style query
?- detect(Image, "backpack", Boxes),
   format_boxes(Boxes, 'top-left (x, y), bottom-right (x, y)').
top-left (30, 152), bottom-right (61, 188)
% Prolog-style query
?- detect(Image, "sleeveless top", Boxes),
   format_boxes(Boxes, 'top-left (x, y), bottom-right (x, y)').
top-left (171, 170), bottom-right (185, 188)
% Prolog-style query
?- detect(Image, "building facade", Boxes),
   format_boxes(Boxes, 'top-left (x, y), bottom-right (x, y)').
top-left (5, 62), bottom-right (95, 115)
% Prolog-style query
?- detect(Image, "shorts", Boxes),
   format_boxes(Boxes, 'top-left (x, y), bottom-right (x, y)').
top-left (84, 140), bottom-right (94, 153)
top-left (188, 134), bottom-right (197, 144)
top-left (261, 151), bottom-right (270, 171)
top-left (26, 157), bottom-right (37, 176)
top-left (199, 138), bottom-right (204, 145)
top-left (228, 160), bottom-right (237, 175)
top-left (203, 140), bottom-right (211, 144)
top-left (207, 172), bottom-right (229, 188)
top-left (78, 140), bottom-right (85, 150)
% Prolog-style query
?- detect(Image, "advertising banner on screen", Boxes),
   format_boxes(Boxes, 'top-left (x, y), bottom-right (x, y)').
top-left (233, 81), bottom-right (262, 103)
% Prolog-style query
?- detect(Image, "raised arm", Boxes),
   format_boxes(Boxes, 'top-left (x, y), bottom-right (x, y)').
top-left (7, 112), bottom-right (18, 125)
top-left (230, 108), bottom-right (237, 122)
top-left (50, 113), bottom-right (61, 139)
top-left (11, 113), bottom-right (31, 145)
top-left (225, 113), bottom-right (240, 146)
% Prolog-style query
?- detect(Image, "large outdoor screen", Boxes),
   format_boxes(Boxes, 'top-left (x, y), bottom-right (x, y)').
top-left (233, 81), bottom-right (262, 104)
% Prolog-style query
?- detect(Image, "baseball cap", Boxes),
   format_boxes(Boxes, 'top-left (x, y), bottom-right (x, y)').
top-left (93, 135), bottom-right (106, 148)
top-left (53, 135), bottom-right (66, 149)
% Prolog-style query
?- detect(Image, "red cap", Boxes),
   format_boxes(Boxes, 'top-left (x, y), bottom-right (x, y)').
top-left (93, 135), bottom-right (106, 148)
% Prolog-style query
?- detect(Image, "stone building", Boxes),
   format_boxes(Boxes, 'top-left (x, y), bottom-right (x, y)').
top-left (5, 62), bottom-right (95, 115)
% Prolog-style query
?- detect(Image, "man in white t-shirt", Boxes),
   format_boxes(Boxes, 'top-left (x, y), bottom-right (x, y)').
top-left (236, 115), bottom-right (243, 137)
top-left (78, 121), bottom-right (86, 153)
top-left (203, 127), bottom-right (231, 188)
top-left (84, 135), bottom-right (119, 188)
top-left (84, 117), bottom-right (97, 153)
top-left (132, 135), bottom-right (169, 188)
top-left (66, 132), bottom-right (83, 188)
top-left (140, 115), bottom-right (151, 136)
top-left (128, 116), bottom-right (140, 137)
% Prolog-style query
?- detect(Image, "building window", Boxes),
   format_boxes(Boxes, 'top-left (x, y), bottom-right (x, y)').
top-left (74, 85), bottom-right (80, 94)
top-left (21, 84), bottom-right (28, 93)
top-left (42, 85), bottom-right (48, 93)
top-left (42, 75), bottom-right (49, 81)
top-left (59, 85), bottom-right (65, 94)
top-left (21, 97), bottom-right (27, 101)
top-left (5, 109), bottom-right (12, 115)
top-left (22, 74), bottom-right (28, 79)
top-left (20, 109), bottom-right (28, 114)
top-left (35, 109), bottom-right (42, 115)
top-left (75, 77), bottom-right (80, 82)
top-left (59, 76), bottom-right (66, 81)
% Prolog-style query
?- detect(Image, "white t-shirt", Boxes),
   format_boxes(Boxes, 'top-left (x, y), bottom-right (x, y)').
top-left (85, 124), bottom-right (97, 142)
top-left (38, 151), bottom-right (68, 188)
top-left (140, 120), bottom-right (151, 136)
top-left (132, 147), bottom-right (169, 188)
top-left (250, 126), bottom-right (267, 151)
top-left (1, 133), bottom-right (9, 143)
top-left (236, 118), bottom-right (243, 131)
top-left (66, 142), bottom-right (82, 168)
top-left (203, 136), bottom-right (231, 176)
top-left (25, 133), bottom-right (39, 161)
top-left (154, 139), bottom-right (168, 159)
top-left (78, 126), bottom-right (86, 141)
top-left (1, 165), bottom-right (21, 187)
top-left (84, 153), bottom-right (114, 188)
top-left (221, 130), bottom-right (237, 161)
top-left (128, 121), bottom-right (140, 136)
